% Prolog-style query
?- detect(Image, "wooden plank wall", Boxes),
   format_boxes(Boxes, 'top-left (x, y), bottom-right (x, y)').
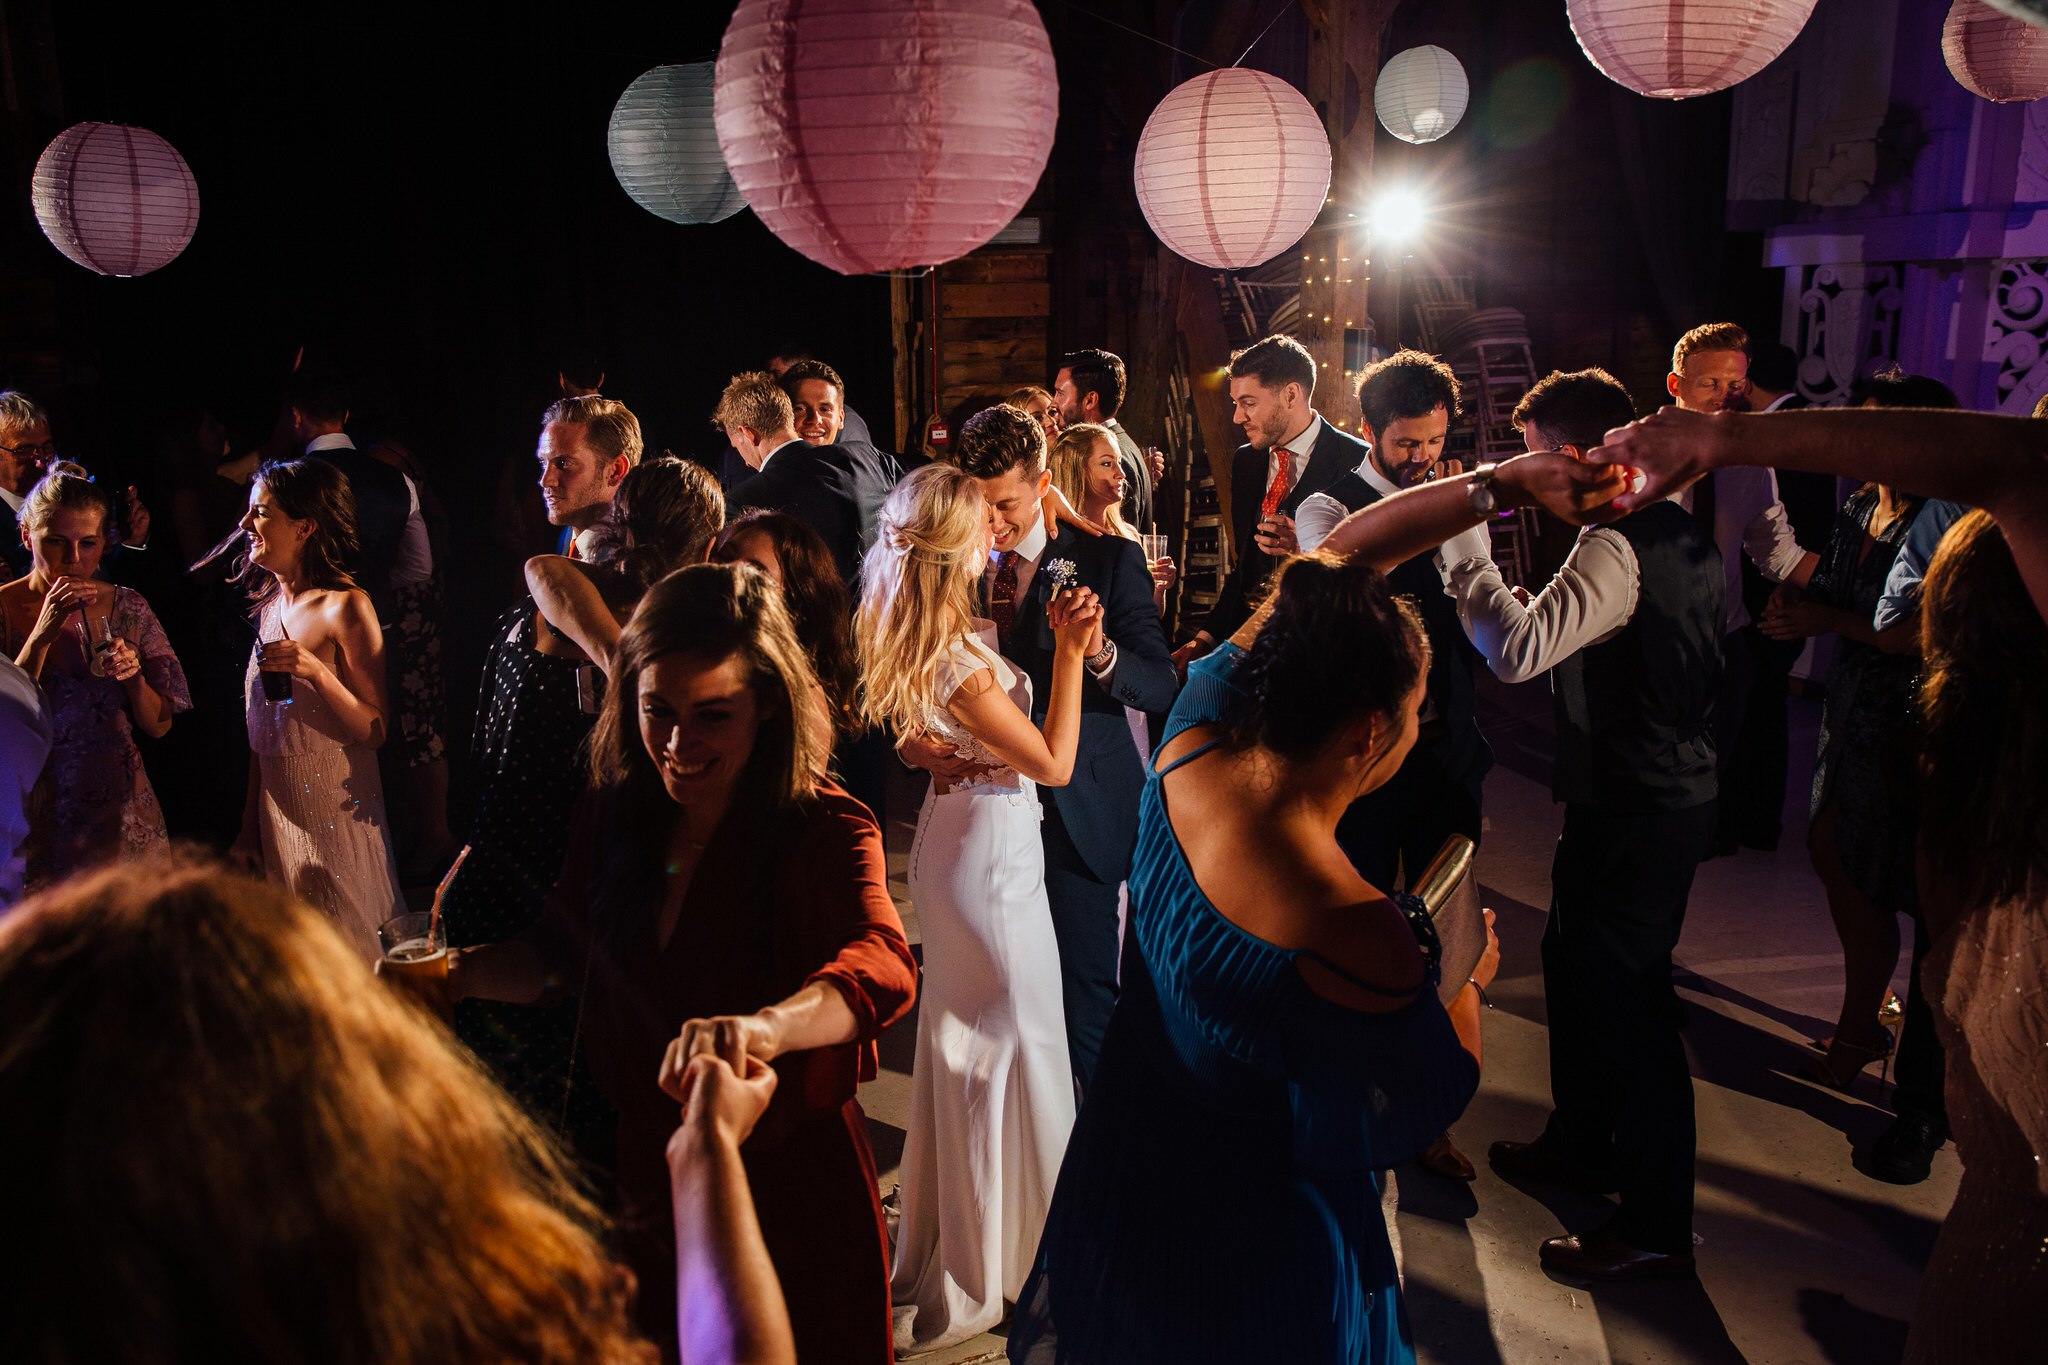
top-left (937, 248), bottom-right (1052, 424)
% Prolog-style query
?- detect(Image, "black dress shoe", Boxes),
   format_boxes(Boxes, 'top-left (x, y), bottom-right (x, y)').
top-left (1488, 1139), bottom-right (1617, 1194)
top-left (1855, 1110), bottom-right (1947, 1186)
top-left (1540, 1224), bottom-right (1696, 1281)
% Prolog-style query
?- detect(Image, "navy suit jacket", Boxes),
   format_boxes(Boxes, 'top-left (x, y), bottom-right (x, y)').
top-left (1200, 419), bottom-right (1365, 640)
top-left (726, 439), bottom-right (906, 589)
top-left (1000, 523), bottom-right (1177, 883)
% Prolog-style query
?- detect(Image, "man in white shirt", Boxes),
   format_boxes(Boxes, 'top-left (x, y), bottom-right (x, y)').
top-left (0, 391), bottom-right (154, 582)
top-left (1460, 368), bottom-right (1723, 1282)
top-left (286, 363), bottom-right (434, 600)
top-left (1663, 325), bottom-right (1808, 856)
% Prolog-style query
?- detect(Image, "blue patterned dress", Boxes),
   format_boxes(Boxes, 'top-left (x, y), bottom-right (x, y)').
top-left (1009, 644), bottom-right (1480, 1364)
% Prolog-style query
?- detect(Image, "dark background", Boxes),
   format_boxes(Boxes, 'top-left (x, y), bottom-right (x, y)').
top-left (0, 0), bottom-right (1771, 774)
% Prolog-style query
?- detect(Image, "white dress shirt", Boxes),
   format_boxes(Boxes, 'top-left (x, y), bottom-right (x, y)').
top-left (305, 431), bottom-right (433, 588)
top-left (1448, 519), bottom-right (1651, 685)
top-left (1680, 468), bottom-right (1805, 633)
top-left (1266, 414), bottom-right (1322, 499)
top-left (1294, 451), bottom-right (1493, 574)
top-left (982, 510), bottom-right (1120, 685)
top-left (0, 485), bottom-right (23, 516)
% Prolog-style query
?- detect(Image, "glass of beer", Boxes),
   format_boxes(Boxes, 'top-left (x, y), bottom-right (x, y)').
top-left (378, 911), bottom-right (448, 982)
top-left (259, 637), bottom-right (294, 704)
top-left (1140, 533), bottom-right (1168, 565)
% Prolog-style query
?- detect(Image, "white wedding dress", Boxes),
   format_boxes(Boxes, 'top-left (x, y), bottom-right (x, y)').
top-left (890, 622), bottom-right (1077, 1355)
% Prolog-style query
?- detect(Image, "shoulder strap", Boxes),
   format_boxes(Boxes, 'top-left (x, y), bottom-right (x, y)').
top-left (1154, 734), bottom-right (1226, 777)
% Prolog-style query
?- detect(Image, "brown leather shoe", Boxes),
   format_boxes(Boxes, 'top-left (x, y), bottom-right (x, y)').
top-left (1540, 1224), bottom-right (1696, 1282)
top-left (1487, 1138), bottom-right (1617, 1194)
top-left (1418, 1131), bottom-right (1477, 1181)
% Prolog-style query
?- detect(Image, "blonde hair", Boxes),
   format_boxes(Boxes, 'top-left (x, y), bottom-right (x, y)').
top-left (540, 396), bottom-right (645, 468)
top-left (711, 372), bottom-right (795, 435)
top-left (856, 463), bottom-right (998, 738)
top-left (1671, 322), bottom-right (1750, 374)
top-left (0, 854), bottom-right (656, 1365)
top-left (19, 466), bottom-right (110, 538)
top-left (1049, 422), bottom-right (1134, 540)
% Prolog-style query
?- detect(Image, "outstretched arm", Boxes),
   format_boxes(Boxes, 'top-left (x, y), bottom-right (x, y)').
top-left (526, 555), bottom-right (624, 675)
top-left (1593, 407), bottom-right (2048, 621)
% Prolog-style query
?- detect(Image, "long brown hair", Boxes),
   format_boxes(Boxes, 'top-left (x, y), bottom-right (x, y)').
top-left (194, 457), bottom-right (361, 608)
top-left (0, 854), bottom-right (656, 1365)
top-left (715, 509), bottom-right (862, 739)
top-left (1919, 510), bottom-right (2048, 912)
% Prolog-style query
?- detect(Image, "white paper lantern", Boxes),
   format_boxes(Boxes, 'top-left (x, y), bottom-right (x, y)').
top-left (1375, 46), bottom-right (1470, 144)
top-left (1134, 69), bottom-right (1331, 271)
top-left (31, 122), bottom-right (199, 277)
top-left (609, 63), bottom-right (747, 225)
top-left (1567, 0), bottom-right (1819, 99)
top-left (714, 0), bottom-right (1058, 276)
top-left (1945, 0), bottom-right (2048, 101)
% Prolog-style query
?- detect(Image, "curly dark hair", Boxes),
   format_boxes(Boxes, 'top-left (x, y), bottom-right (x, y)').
top-left (207, 458), bottom-right (362, 609)
top-left (1356, 349), bottom-right (1461, 434)
top-left (583, 456), bottom-right (725, 591)
top-left (952, 403), bottom-right (1046, 479)
top-left (1228, 552), bottom-right (1430, 762)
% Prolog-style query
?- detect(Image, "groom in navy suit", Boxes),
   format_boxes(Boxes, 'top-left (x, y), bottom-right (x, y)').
top-left (906, 404), bottom-right (1177, 1091)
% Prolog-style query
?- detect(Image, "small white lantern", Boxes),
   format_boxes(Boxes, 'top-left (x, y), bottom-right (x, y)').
top-left (1375, 46), bottom-right (1470, 144)
top-left (32, 123), bottom-right (199, 277)
top-left (608, 63), bottom-right (747, 225)
top-left (1134, 68), bottom-right (1332, 271)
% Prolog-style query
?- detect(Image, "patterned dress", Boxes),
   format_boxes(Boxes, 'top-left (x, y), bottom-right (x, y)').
top-left (1807, 486), bottom-right (1925, 913)
top-left (6, 585), bottom-right (190, 887)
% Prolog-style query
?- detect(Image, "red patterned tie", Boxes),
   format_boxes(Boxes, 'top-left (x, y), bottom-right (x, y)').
top-left (989, 551), bottom-right (1019, 640)
top-left (1260, 451), bottom-right (1293, 520)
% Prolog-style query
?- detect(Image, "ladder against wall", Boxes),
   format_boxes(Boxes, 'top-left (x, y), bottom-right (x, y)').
top-left (1439, 307), bottom-right (1542, 587)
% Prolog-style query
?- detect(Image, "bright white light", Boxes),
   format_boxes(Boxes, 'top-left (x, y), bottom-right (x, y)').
top-left (1370, 187), bottom-right (1429, 245)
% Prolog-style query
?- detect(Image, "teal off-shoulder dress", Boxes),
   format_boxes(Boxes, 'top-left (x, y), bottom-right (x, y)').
top-left (1009, 643), bottom-right (1480, 1364)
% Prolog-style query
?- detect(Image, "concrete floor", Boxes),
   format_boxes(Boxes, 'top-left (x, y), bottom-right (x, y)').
top-left (861, 680), bottom-right (1954, 1365)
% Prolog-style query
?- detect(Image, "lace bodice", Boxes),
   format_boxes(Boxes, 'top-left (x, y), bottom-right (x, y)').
top-left (924, 623), bottom-right (1032, 787)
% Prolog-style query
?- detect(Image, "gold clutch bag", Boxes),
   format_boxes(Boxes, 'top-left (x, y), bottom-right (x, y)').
top-left (1412, 834), bottom-right (1485, 1006)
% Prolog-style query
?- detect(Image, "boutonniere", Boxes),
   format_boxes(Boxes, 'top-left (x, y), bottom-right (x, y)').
top-left (1043, 558), bottom-right (1080, 591)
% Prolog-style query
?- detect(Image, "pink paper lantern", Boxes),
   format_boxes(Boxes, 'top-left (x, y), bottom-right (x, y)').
top-left (1134, 69), bottom-right (1331, 271)
top-left (713, 0), bottom-right (1057, 276)
top-left (31, 122), bottom-right (199, 277)
top-left (1567, 0), bottom-right (1819, 99)
top-left (1945, 0), bottom-right (2048, 102)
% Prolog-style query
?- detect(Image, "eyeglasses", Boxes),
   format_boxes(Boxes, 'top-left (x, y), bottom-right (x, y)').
top-left (0, 441), bottom-right (56, 461)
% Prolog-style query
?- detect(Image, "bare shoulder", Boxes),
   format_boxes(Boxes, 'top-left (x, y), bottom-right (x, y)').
top-left (314, 586), bottom-right (378, 631)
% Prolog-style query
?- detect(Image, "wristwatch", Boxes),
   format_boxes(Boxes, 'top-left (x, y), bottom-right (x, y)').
top-left (1467, 462), bottom-right (1500, 518)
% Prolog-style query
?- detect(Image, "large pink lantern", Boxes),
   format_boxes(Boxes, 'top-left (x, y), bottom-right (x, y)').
top-left (1945, 0), bottom-right (2048, 102)
top-left (1133, 69), bottom-right (1331, 271)
top-left (1566, 0), bottom-right (1819, 99)
top-left (31, 122), bottom-right (199, 277)
top-left (713, 0), bottom-right (1057, 276)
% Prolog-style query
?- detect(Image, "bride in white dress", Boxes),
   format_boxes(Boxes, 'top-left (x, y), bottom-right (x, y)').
top-left (858, 463), bottom-right (1102, 1355)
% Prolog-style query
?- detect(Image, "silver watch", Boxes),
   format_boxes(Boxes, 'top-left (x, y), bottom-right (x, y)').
top-left (1467, 462), bottom-right (1500, 518)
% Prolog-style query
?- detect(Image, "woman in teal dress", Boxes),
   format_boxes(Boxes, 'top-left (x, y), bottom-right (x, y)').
top-left (1011, 550), bottom-right (1494, 1364)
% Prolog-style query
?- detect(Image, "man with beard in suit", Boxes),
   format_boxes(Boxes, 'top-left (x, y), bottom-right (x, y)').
top-left (1171, 334), bottom-right (1362, 672)
top-left (902, 404), bottom-right (1177, 1092)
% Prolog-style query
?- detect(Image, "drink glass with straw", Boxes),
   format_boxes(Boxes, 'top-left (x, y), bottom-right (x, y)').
top-left (377, 846), bottom-right (469, 993)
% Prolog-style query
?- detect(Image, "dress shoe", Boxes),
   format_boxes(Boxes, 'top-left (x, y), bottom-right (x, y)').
top-left (1540, 1224), bottom-right (1696, 1282)
top-left (1855, 1110), bottom-right (1946, 1186)
top-left (1418, 1131), bottom-right (1477, 1181)
top-left (1488, 1138), bottom-right (1617, 1194)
